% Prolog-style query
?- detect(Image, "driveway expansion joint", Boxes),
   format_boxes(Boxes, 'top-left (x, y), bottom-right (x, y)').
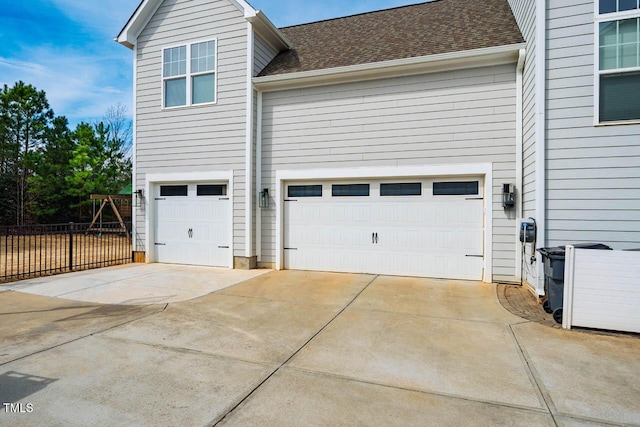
top-left (210, 275), bottom-right (381, 426)
top-left (0, 304), bottom-right (164, 368)
top-left (508, 324), bottom-right (560, 426)
top-left (284, 365), bottom-right (551, 415)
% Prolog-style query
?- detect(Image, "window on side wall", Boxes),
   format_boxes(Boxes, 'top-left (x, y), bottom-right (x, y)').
top-left (597, 1), bottom-right (640, 123)
top-left (162, 40), bottom-right (216, 108)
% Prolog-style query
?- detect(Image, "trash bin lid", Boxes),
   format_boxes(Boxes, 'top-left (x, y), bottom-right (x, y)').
top-left (537, 246), bottom-right (565, 258)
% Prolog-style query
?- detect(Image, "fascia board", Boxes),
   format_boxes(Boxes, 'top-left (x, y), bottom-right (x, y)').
top-left (248, 11), bottom-right (292, 50)
top-left (253, 43), bottom-right (525, 92)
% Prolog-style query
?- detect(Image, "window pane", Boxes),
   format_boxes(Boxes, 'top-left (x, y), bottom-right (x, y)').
top-left (619, 18), bottom-right (638, 44)
top-left (600, 21), bottom-right (617, 46)
top-left (433, 181), bottom-right (479, 196)
top-left (165, 78), bottom-right (186, 107)
top-left (288, 185), bottom-right (322, 197)
top-left (600, 0), bottom-right (617, 14)
top-left (192, 74), bottom-right (215, 104)
top-left (601, 45), bottom-right (618, 69)
top-left (620, 43), bottom-right (639, 67)
top-left (191, 41), bottom-right (215, 73)
top-left (600, 71), bottom-right (640, 121)
top-left (197, 185), bottom-right (226, 196)
top-left (619, 0), bottom-right (639, 12)
top-left (380, 183), bottom-right (422, 196)
top-left (332, 184), bottom-right (370, 197)
top-left (163, 46), bottom-right (186, 77)
top-left (160, 185), bottom-right (188, 197)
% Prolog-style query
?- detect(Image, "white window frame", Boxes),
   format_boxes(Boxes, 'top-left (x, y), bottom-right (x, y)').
top-left (594, 2), bottom-right (640, 125)
top-left (161, 38), bottom-right (218, 110)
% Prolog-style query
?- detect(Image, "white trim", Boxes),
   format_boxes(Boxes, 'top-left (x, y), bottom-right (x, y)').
top-left (116, 0), bottom-right (164, 49)
top-left (253, 43), bottom-right (525, 92)
top-left (161, 39), bottom-right (218, 110)
top-left (118, 0), bottom-right (256, 48)
top-left (562, 245), bottom-right (576, 329)
top-left (256, 91), bottom-right (263, 262)
top-left (515, 48), bottom-right (526, 279)
top-left (245, 23), bottom-right (254, 258)
top-left (534, 0), bottom-right (546, 295)
top-left (593, 5), bottom-right (640, 125)
top-left (132, 44), bottom-right (138, 254)
top-left (145, 171), bottom-right (234, 269)
top-left (275, 163), bottom-right (494, 283)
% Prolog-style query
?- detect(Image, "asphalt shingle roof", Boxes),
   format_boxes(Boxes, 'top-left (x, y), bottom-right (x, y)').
top-left (259, 0), bottom-right (524, 77)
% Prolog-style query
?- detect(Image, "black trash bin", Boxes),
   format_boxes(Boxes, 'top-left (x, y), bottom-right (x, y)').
top-left (537, 243), bottom-right (612, 324)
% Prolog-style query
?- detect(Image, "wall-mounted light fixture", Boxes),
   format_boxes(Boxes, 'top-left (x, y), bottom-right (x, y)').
top-left (502, 183), bottom-right (515, 209)
top-left (133, 189), bottom-right (144, 207)
top-left (259, 188), bottom-right (269, 208)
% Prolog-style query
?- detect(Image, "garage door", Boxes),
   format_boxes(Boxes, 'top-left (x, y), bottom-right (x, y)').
top-left (284, 178), bottom-right (484, 280)
top-left (154, 183), bottom-right (230, 267)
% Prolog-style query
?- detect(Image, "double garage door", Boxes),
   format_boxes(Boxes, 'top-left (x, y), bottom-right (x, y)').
top-left (154, 182), bottom-right (230, 267)
top-left (284, 177), bottom-right (485, 280)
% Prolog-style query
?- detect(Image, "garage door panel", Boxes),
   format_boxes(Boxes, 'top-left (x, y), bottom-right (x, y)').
top-left (284, 177), bottom-right (485, 281)
top-left (155, 184), bottom-right (230, 268)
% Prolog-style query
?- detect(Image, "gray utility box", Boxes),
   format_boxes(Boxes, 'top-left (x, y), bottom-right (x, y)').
top-left (537, 243), bottom-right (612, 323)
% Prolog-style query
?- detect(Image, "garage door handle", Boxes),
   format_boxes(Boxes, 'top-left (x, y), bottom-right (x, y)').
top-left (372, 233), bottom-right (375, 244)
top-left (188, 228), bottom-right (193, 238)
top-left (375, 233), bottom-right (378, 244)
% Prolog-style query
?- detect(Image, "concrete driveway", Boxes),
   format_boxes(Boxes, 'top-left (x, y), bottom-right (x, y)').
top-left (0, 270), bottom-right (638, 426)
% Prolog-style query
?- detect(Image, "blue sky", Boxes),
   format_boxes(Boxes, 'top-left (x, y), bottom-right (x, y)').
top-left (0, 0), bottom-right (421, 127)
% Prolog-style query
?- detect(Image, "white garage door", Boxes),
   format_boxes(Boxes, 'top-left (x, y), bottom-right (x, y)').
top-left (154, 183), bottom-right (230, 267)
top-left (284, 178), bottom-right (484, 280)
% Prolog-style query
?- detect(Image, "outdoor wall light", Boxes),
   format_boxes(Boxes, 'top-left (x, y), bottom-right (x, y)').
top-left (134, 189), bottom-right (144, 207)
top-left (502, 183), bottom-right (515, 209)
top-left (259, 188), bottom-right (269, 208)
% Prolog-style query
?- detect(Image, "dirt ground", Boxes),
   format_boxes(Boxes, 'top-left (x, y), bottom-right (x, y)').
top-left (0, 233), bottom-right (131, 283)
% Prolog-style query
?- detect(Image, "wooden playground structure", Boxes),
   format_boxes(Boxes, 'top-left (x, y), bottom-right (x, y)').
top-left (88, 194), bottom-right (132, 234)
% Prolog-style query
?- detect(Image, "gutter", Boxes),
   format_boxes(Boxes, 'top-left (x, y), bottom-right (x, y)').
top-left (253, 43), bottom-right (526, 92)
top-left (534, 0), bottom-right (547, 295)
top-left (515, 48), bottom-right (526, 280)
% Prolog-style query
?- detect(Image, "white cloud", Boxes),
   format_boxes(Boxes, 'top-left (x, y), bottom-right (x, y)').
top-left (0, 45), bottom-right (132, 126)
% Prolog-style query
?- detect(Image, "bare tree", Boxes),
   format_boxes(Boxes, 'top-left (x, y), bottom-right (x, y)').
top-left (101, 103), bottom-right (133, 160)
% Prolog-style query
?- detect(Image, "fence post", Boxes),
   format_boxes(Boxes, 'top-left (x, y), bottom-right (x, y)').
top-left (68, 222), bottom-right (74, 271)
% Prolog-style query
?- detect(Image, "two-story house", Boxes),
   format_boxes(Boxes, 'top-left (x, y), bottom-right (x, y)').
top-left (117, 0), bottom-right (640, 297)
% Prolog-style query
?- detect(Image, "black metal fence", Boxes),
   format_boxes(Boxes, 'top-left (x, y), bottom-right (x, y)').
top-left (1, 222), bottom-right (132, 283)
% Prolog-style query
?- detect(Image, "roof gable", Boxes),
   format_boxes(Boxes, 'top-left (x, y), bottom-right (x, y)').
top-left (260, 0), bottom-right (524, 76)
top-left (116, 0), bottom-right (269, 49)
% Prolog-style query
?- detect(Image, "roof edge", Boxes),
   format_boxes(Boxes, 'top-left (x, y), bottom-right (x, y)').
top-left (253, 43), bottom-right (526, 92)
top-left (116, 0), bottom-right (261, 49)
top-left (249, 11), bottom-right (292, 50)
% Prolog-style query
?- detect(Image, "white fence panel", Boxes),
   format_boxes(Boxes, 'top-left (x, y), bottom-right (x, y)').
top-left (564, 246), bottom-right (640, 333)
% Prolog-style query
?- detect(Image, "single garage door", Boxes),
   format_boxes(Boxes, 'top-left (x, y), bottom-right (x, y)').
top-left (284, 178), bottom-right (484, 280)
top-left (154, 183), bottom-right (230, 267)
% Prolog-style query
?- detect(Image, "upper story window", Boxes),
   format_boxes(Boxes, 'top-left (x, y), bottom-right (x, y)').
top-left (163, 40), bottom-right (217, 108)
top-left (597, 1), bottom-right (640, 122)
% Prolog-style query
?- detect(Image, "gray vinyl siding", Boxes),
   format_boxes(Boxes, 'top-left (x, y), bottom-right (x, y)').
top-left (508, 0), bottom-right (537, 220)
top-left (253, 33), bottom-right (279, 77)
top-left (134, 0), bottom-right (248, 257)
top-left (546, 1), bottom-right (640, 250)
top-left (260, 64), bottom-right (519, 282)
top-left (508, 0), bottom-right (537, 286)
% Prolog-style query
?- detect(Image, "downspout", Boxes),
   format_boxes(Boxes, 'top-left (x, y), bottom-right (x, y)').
top-left (534, 0), bottom-right (547, 295)
top-left (256, 91), bottom-right (263, 263)
top-left (515, 48), bottom-right (526, 280)
top-left (245, 22), bottom-right (255, 263)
